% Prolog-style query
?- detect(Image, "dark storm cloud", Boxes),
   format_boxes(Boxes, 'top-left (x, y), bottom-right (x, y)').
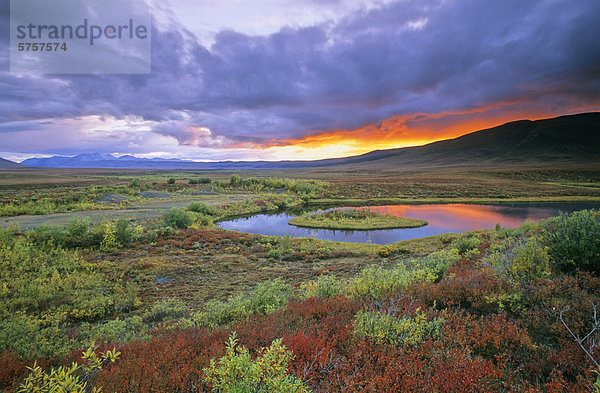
top-left (0, 0), bottom-right (599, 152)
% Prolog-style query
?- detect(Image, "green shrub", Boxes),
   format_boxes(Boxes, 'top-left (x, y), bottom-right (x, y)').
top-left (32, 218), bottom-right (141, 250)
top-left (247, 279), bottom-right (292, 315)
top-left (193, 279), bottom-right (292, 328)
top-left (114, 218), bottom-right (134, 244)
top-left (543, 210), bottom-right (600, 272)
top-left (483, 238), bottom-right (551, 281)
top-left (315, 247), bottom-right (332, 258)
top-left (451, 235), bottom-right (481, 256)
top-left (195, 213), bottom-right (213, 226)
top-left (164, 207), bottom-right (193, 229)
top-left (199, 177), bottom-right (211, 184)
top-left (204, 333), bottom-right (309, 393)
top-left (346, 264), bottom-right (435, 300)
top-left (142, 298), bottom-right (186, 323)
top-left (66, 217), bottom-right (91, 239)
top-left (512, 239), bottom-right (551, 280)
top-left (33, 224), bottom-right (68, 247)
top-left (167, 177), bottom-right (176, 185)
top-left (97, 220), bottom-right (119, 252)
top-left (18, 345), bottom-right (120, 393)
top-left (0, 231), bottom-right (142, 357)
top-left (230, 174), bottom-right (242, 186)
top-left (353, 309), bottom-right (444, 347)
top-left (409, 248), bottom-right (461, 280)
top-left (187, 201), bottom-right (215, 215)
top-left (0, 314), bottom-right (73, 358)
top-left (300, 275), bottom-right (342, 300)
top-left (279, 234), bottom-right (292, 253)
top-left (377, 244), bottom-right (409, 258)
top-left (79, 316), bottom-right (149, 344)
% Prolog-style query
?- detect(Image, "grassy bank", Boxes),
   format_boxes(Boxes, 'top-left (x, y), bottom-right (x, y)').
top-left (289, 209), bottom-right (427, 230)
top-left (309, 195), bottom-right (600, 207)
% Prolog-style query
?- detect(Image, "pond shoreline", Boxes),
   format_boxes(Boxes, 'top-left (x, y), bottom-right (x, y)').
top-left (216, 202), bottom-right (600, 245)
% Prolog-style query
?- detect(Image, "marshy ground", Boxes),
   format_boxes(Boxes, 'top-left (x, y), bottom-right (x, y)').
top-left (2, 165), bottom-right (600, 391)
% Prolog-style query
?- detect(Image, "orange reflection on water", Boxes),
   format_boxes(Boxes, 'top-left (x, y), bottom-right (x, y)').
top-left (360, 204), bottom-right (541, 230)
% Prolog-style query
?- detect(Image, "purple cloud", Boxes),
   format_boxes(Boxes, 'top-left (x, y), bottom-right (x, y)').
top-left (0, 0), bottom-right (599, 158)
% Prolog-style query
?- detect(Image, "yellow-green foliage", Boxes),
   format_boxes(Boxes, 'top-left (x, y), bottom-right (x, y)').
top-left (204, 333), bottom-right (309, 393)
top-left (346, 264), bottom-right (435, 300)
top-left (594, 368), bottom-right (600, 393)
top-left (353, 309), bottom-right (444, 346)
top-left (193, 279), bottom-right (292, 328)
top-left (451, 235), bottom-right (481, 256)
top-left (19, 345), bottom-right (120, 393)
top-left (299, 275), bottom-right (342, 300)
top-left (289, 209), bottom-right (427, 230)
top-left (142, 298), bottom-right (186, 323)
top-left (31, 218), bottom-right (145, 251)
top-left (0, 228), bottom-right (140, 357)
top-left (512, 239), bottom-right (551, 280)
top-left (0, 195), bottom-right (97, 217)
top-left (79, 316), bottom-right (150, 344)
top-left (216, 199), bottom-right (288, 220)
top-left (377, 243), bottom-right (409, 257)
top-left (98, 220), bottom-right (119, 252)
top-left (409, 248), bottom-right (461, 280)
top-left (484, 237), bottom-right (551, 281)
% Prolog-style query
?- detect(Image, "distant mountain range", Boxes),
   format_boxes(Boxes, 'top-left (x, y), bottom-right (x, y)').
top-left (21, 153), bottom-right (196, 168)
top-left (9, 112), bottom-right (600, 170)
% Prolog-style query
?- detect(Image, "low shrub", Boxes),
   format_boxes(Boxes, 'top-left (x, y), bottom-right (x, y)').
top-left (164, 208), bottom-right (193, 229)
top-left (187, 202), bottom-right (215, 215)
top-left (18, 345), bottom-right (120, 393)
top-left (142, 298), bottom-right (186, 324)
top-left (204, 333), bottom-right (309, 393)
top-left (230, 174), bottom-right (242, 186)
top-left (483, 238), bottom-right (551, 281)
top-left (353, 309), bottom-right (444, 347)
top-left (300, 275), bottom-right (342, 300)
top-left (193, 279), bottom-right (292, 328)
top-left (377, 244), bottom-right (409, 258)
top-left (543, 210), bottom-right (600, 273)
top-left (451, 235), bottom-right (481, 256)
top-left (409, 248), bottom-right (461, 280)
top-left (346, 264), bottom-right (435, 300)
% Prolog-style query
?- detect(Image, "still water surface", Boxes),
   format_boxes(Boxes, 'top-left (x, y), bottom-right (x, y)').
top-left (216, 203), bottom-right (600, 245)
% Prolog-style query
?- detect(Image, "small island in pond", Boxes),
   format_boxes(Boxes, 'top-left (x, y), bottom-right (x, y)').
top-left (289, 209), bottom-right (428, 230)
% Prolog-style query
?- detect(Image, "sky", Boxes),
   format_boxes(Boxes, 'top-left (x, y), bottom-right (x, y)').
top-left (1, 0), bottom-right (599, 162)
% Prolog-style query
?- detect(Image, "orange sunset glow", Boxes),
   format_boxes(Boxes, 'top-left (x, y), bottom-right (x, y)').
top-left (262, 103), bottom-right (595, 159)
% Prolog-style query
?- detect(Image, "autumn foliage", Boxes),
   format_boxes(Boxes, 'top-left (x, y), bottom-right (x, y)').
top-left (4, 210), bottom-right (600, 391)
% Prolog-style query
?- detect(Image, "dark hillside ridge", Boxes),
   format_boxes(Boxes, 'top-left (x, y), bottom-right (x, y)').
top-left (335, 112), bottom-right (600, 169)
top-left (0, 157), bottom-right (24, 169)
top-left (19, 112), bottom-right (600, 169)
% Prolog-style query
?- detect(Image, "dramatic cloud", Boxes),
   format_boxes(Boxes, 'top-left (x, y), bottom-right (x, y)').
top-left (1, 0), bottom-right (599, 160)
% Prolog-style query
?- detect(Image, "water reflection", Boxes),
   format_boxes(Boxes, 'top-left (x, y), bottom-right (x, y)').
top-left (358, 204), bottom-right (553, 231)
top-left (216, 203), bottom-right (599, 245)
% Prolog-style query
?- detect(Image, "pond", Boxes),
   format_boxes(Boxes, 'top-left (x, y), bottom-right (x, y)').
top-left (216, 203), bottom-right (600, 245)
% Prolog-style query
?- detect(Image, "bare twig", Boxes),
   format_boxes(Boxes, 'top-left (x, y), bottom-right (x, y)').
top-left (554, 304), bottom-right (600, 368)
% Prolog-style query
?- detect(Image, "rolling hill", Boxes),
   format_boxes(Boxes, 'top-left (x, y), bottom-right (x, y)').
top-left (17, 112), bottom-right (600, 170)
top-left (328, 112), bottom-right (600, 169)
